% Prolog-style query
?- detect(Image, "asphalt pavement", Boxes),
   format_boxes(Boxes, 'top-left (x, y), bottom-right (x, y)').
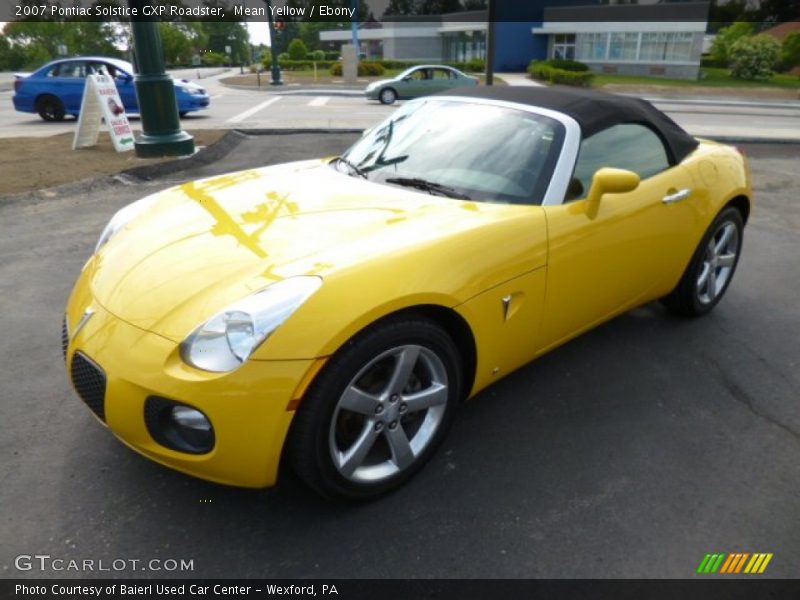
top-left (0, 134), bottom-right (798, 579)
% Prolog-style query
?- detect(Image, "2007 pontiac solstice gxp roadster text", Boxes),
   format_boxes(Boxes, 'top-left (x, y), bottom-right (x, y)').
top-left (64, 87), bottom-right (752, 499)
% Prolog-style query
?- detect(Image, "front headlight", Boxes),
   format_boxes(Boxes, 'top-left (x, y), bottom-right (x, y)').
top-left (95, 194), bottom-right (159, 253)
top-left (180, 276), bottom-right (322, 373)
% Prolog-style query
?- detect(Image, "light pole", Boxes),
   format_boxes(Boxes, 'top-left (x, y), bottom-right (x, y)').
top-left (485, 0), bottom-right (496, 86)
top-left (127, 1), bottom-right (194, 157)
top-left (263, 0), bottom-right (283, 85)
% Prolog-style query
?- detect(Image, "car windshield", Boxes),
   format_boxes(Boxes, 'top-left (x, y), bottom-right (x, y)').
top-left (339, 99), bottom-right (565, 205)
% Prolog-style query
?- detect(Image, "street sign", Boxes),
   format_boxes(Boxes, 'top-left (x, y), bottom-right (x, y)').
top-left (73, 73), bottom-right (135, 153)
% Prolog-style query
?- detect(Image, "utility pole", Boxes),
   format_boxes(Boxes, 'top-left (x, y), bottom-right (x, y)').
top-left (485, 0), bottom-right (496, 86)
top-left (264, 0), bottom-right (283, 85)
top-left (127, 1), bottom-right (194, 157)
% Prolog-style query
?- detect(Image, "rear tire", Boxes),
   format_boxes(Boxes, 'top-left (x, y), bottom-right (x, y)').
top-left (379, 88), bottom-right (398, 105)
top-left (661, 206), bottom-right (744, 316)
top-left (288, 317), bottom-right (462, 500)
top-left (36, 95), bottom-right (65, 122)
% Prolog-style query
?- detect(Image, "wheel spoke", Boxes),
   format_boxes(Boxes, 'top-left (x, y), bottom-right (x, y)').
top-left (385, 346), bottom-right (420, 396)
top-left (697, 262), bottom-right (711, 289)
top-left (403, 382), bottom-right (448, 413)
top-left (338, 422), bottom-right (380, 477)
top-left (707, 267), bottom-right (718, 300)
top-left (339, 386), bottom-right (380, 415)
top-left (385, 425), bottom-right (414, 470)
top-left (717, 253), bottom-right (736, 268)
top-left (714, 224), bottom-right (734, 255)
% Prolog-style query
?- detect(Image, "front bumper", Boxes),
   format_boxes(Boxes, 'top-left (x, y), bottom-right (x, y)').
top-left (64, 296), bottom-right (313, 488)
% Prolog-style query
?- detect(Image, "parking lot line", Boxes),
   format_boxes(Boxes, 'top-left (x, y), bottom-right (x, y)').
top-left (308, 97), bottom-right (330, 107)
top-left (226, 97), bottom-right (282, 123)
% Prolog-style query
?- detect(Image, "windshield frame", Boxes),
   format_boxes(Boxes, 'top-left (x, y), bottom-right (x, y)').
top-left (340, 96), bottom-right (581, 206)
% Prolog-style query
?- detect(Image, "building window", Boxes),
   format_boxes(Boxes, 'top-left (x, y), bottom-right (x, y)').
top-left (577, 32), bottom-right (609, 61)
top-left (552, 34), bottom-right (576, 60)
top-left (640, 32), bottom-right (693, 62)
top-left (442, 31), bottom-right (486, 63)
top-left (608, 32), bottom-right (638, 61)
top-left (574, 31), bottom-right (695, 63)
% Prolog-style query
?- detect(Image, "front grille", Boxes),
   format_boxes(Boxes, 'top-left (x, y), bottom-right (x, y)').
top-left (71, 352), bottom-right (107, 422)
top-left (61, 316), bottom-right (69, 362)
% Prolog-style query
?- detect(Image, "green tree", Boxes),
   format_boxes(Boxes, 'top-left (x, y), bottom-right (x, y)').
top-left (159, 23), bottom-right (207, 66)
top-left (780, 32), bottom-right (800, 72)
top-left (729, 34), bottom-right (782, 81)
top-left (710, 22), bottom-right (754, 64)
top-left (287, 38), bottom-right (309, 60)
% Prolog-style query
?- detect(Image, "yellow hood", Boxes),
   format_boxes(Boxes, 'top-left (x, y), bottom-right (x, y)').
top-left (88, 160), bottom-right (546, 340)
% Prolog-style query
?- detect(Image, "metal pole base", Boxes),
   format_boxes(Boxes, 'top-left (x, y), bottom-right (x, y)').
top-left (135, 130), bottom-right (195, 158)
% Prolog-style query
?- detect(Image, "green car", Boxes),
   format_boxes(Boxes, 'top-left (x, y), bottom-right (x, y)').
top-left (365, 65), bottom-right (479, 105)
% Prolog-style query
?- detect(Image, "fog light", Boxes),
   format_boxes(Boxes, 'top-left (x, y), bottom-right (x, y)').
top-left (144, 397), bottom-right (215, 454)
top-left (172, 406), bottom-right (211, 431)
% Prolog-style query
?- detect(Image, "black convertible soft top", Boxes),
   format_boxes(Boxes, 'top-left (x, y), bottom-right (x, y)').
top-left (439, 86), bottom-right (699, 165)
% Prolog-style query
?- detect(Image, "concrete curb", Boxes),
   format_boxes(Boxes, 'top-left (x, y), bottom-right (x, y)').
top-left (120, 129), bottom-right (247, 181)
top-left (0, 129), bottom-right (249, 205)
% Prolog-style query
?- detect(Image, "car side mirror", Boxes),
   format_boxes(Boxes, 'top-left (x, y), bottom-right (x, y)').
top-left (585, 168), bottom-right (640, 218)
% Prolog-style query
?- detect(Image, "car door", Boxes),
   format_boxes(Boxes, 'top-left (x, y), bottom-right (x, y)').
top-left (430, 68), bottom-right (455, 93)
top-left (537, 123), bottom-right (698, 352)
top-left (401, 68), bottom-right (428, 98)
top-left (50, 60), bottom-right (88, 113)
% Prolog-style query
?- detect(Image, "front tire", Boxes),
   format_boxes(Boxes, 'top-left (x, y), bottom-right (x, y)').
top-left (379, 87), bottom-right (398, 105)
top-left (36, 95), bottom-right (65, 122)
top-left (288, 317), bottom-right (462, 500)
top-left (661, 206), bottom-right (744, 316)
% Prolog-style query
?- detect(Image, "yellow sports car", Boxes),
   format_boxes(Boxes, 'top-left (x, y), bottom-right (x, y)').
top-left (64, 87), bottom-right (752, 500)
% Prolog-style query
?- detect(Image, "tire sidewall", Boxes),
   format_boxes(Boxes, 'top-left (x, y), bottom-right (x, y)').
top-left (292, 318), bottom-right (462, 500)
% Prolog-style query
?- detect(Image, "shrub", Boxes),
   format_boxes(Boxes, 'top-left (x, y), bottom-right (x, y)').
top-left (729, 34), bottom-right (781, 81)
top-left (779, 31), bottom-right (800, 72)
top-left (700, 56), bottom-right (729, 69)
top-left (546, 58), bottom-right (590, 72)
top-left (278, 52), bottom-right (290, 61)
top-left (324, 51), bottom-right (340, 61)
top-left (310, 50), bottom-right (326, 61)
top-left (287, 39), bottom-right (309, 61)
top-left (710, 22), bottom-right (754, 64)
top-left (201, 51), bottom-right (228, 66)
top-left (330, 61), bottom-right (386, 77)
top-left (527, 60), bottom-right (594, 87)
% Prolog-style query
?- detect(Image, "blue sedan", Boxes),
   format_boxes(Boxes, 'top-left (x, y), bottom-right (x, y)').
top-left (13, 56), bottom-right (210, 121)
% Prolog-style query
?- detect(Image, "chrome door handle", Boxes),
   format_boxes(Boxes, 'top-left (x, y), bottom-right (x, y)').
top-left (662, 188), bottom-right (692, 204)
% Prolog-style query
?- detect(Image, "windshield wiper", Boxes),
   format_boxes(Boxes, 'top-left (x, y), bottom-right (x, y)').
top-left (335, 157), bottom-right (369, 179)
top-left (384, 177), bottom-right (471, 200)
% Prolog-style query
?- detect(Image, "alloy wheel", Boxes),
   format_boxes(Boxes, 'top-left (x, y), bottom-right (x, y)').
top-left (696, 220), bottom-right (739, 305)
top-left (328, 344), bottom-right (448, 483)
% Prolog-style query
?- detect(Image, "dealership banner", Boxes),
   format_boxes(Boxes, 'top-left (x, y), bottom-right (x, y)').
top-left (4, 579), bottom-right (800, 600)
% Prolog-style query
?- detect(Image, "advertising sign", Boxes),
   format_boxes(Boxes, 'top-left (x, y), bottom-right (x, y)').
top-left (73, 73), bottom-right (135, 153)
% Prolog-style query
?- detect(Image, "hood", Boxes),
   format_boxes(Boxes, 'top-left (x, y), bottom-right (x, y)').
top-left (89, 160), bottom-right (519, 340)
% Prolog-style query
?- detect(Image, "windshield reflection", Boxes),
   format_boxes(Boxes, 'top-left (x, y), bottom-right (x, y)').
top-left (340, 100), bottom-right (565, 205)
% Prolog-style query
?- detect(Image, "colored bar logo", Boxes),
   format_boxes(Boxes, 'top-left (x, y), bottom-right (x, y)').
top-left (696, 553), bottom-right (773, 574)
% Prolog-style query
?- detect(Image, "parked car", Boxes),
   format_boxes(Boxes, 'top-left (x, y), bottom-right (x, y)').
top-left (13, 56), bottom-right (210, 121)
top-left (64, 87), bottom-right (752, 500)
top-left (365, 65), bottom-right (478, 104)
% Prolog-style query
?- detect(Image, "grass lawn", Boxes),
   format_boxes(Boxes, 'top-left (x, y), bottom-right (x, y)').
top-left (594, 67), bottom-right (799, 89)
